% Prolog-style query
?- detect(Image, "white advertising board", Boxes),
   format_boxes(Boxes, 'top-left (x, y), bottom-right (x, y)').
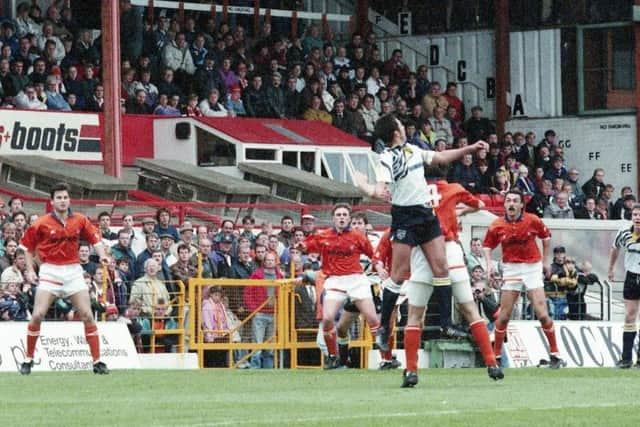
top-left (505, 320), bottom-right (629, 368)
top-left (506, 115), bottom-right (637, 195)
top-left (0, 322), bottom-right (140, 372)
top-left (0, 109), bottom-right (103, 161)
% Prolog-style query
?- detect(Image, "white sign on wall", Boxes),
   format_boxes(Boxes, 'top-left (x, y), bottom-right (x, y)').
top-left (506, 320), bottom-right (630, 368)
top-left (506, 115), bottom-right (637, 195)
top-left (0, 322), bottom-right (140, 372)
top-left (0, 110), bottom-right (103, 161)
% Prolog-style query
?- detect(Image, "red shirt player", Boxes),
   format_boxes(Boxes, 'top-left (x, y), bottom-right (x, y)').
top-left (483, 189), bottom-right (565, 368)
top-left (401, 173), bottom-right (503, 383)
top-left (300, 203), bottom-right (380, 369)
top-left (19, 182), bottom-right (110, 375)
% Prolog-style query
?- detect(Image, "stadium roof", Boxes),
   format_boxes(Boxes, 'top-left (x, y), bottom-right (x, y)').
top-left (196, 117), bottom-right (371, 148)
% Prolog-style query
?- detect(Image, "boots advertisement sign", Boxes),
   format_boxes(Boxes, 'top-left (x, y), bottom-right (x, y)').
top-left (0, 110), bottom-right (103, 161)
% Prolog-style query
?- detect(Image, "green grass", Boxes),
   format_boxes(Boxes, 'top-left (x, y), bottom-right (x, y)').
top-left (1, 368), bottom-right (639, 426)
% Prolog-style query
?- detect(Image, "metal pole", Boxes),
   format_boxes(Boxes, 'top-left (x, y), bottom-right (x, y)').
top-left (102, 0), bottom-right (123, 178)
top-left (494, 0), bottom-right (510, 137)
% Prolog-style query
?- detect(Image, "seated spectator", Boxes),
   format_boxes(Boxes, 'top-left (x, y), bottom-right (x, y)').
top-left (73, 29), bottom-right (100, 65)
top-left (44, 75), bottom-right (71, 111)
top-left (156, 68), bottom-right (185, 101)
top-left (200, 88), bottom-right (229, 117)
top-left (218, 57), bottom-right (239, 95)
top-left (79, 64), bottom-right (99, 100)
top-left (265, 72), bottom-right (286, 119)
top-left (382, 49), bottom-right (410, 84)
top-left (544, 192), bottom-right (574, 219)
top-left (612, 186), bottom-right (633, 219)
top-left (132, 69), bottom-right (159, 107)
top-left (448, 154), bottom-right (481, 194)
top-left (36, 23), bottom-right (65, 65)
top-left (595, 197), bottom-right (610, 220)
top-left (162, 32), bottom-right (196, 86)
top-left (359, 94), bottom-right (379, 138)
top-left (416, 119), bottom-right (436, 150)
top-left (515, 165), bottom-right (536, 195)
top-left (184, 93), bottom-right (203, 117)
top-left (331, 98), bottom-right (357, 135)
top-left (463, 105), bottom-right (495, 143)
top-left (193, 54), bottom-right (224, 99)
top-left (421, 81), bottom-right (448, 118)
top-left (84, 84), bottom-right (104, 112)
top-left (14, 2), bottom-right (42, 38)
top-left (45, 4), bottom-right (73, 40)
top-left (526, 179), bottom-right (552, 217)
top-left (573, 197), bottom-right (604, 220)
top-left (544, 156), bottom-right (568, 182)
top-left (244, 74), bottom-right (270, 118)
top-left (13, 85), bottom-right (46, 110)
top-left (303, 95), bottom-right (332, 124)
top-left (153, 93), bottom-right (181, 116)
top-left (125, 89), bottom-right (152, 114)
top-left (581, 168), bottom-right (606, 200)
top-left (489, 168), bottom-right (511, 196)
top-left (430, 106), bottom-right (454, 146)
top-left (224, 86), bottom-right (246, 117)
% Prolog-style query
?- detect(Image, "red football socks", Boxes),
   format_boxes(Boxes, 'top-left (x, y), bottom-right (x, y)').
top-left (85, 324), bottom-right (101, 362)
top-left (470, 320), bottom-right (497, 366)
top-left (404, 326), bottom-right (421, 372)
top-left (380, 332), bottom-right (395, 361)
top-left (26, 323), bottom-right (40, 360)
top-left (323, 325), bottom-right (338, 356)
top-left (493, 320), bottom-right (508, 358)
top-left (541, 319), bottom-right (559, 354)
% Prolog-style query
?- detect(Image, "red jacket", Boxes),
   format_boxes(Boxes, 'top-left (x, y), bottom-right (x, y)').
top-left (243, 268), bottom-right (283, 314)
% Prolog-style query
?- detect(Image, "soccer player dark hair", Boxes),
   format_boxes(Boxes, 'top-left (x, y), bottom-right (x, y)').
top-left (375, 113), bottom-right (401, 146)
top-left (351, 211), bottom-right (369, 224)
top-left (332, 203), bottom-right (352, 215)
top-left (504, 188), bottom-right (524, 204)
top-left (50, 182), bottom-right (71, 199)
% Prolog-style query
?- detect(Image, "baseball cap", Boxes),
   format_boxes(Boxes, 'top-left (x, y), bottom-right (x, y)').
top-left (159, 233), bottom-right (176, 241)
top-left (553, 246), bottom-right (566, 254)
top-left (179, 225), bottom-right (193, 234)
top-left (141, 217), bottom-right (157, 225)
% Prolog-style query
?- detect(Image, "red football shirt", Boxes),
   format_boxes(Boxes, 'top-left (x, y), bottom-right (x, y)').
top-left (483, 212), bottom-right (551, 263)
top-left (373, 228), bottom-right (392, 269)
top-left (434, 181), bottom-right (481, 242)
top-left (21, 210), bottom-right (101, 265)
top-left (305, 227), bottom-right (373, 276)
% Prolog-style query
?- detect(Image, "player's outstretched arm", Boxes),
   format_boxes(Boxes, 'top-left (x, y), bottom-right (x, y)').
top-left (431, 140), bottom-right (489, 166)
top-left (353, 171), bottom-right (390, 202)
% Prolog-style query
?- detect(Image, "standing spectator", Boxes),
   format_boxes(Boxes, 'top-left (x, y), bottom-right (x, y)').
top-left (245, 252), bottom-right (282, 369)
top-left (154, 208), bottom-right (179, 242)
top-left (582, 168), bottom-right (606, 200)
top-left (283, 76), bottom-right (301, 119)
top-left (190, 32), bottom-right (208, 68)
top-left (162, 32), bottom-right (195, 88)
top-left (547, 248), bottom-right (576, 320)
top-left (75, 29), bottom-right (100, 65)
top-left (218, 57), bottom-right (239, 95)
top-left (111, 229), bottom-right (137, 278)
top-left (130, 258), bottom-right (171, 318)
top-left (190, 238), bottom-right (218, 279)
top-left (134, 233), bottom-right (160, 280)
top-left (359, 94), bottom-right (379, 139)
top-left (571, 261), bottom-right (598, 320)
top-left (544, 156), bottom-right (568, 182)
top-left (193, 54), bottom-right (224, 99)
top-left (156, 68), bottom-right (184, 100)
top-left (201, 286), bottom-right (230, 366)
top-left (331, 98), bottom-right (357, 135)
top-left (36, 23), bottom-right (65, 64)
top-left (466, 238), bottom-right (485, 271)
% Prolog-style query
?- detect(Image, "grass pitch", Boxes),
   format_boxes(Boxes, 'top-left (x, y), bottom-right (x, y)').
top-left (1, 368), bottom-right (639, 426)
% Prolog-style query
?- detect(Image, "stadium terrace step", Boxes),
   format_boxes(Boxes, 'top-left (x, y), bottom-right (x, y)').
top-left (238, 162), bottom-right (364, 205)
top-left (135, 158), bottom-right (270, 205)
top-left (424, 339), bottom-right (478, 368)
top-left (0, 155), bottom-right (135, 200)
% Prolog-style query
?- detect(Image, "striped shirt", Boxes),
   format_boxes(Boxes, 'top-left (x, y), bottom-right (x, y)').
top-left (377, 143), bottom-right (436, 207)
top-left (613, 226), bottom-right (640, 274)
